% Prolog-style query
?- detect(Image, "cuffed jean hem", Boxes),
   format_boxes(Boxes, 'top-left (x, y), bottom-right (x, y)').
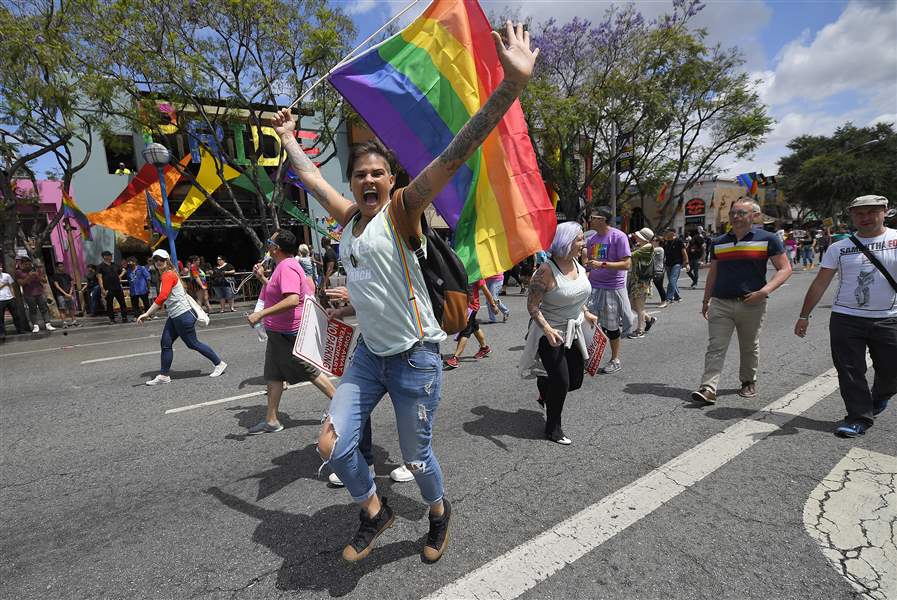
top-left (349, 482), bottom-right (378, 504)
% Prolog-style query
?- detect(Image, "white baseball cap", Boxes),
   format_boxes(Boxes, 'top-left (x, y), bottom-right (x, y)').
top-left (151, 249), bottom-right (170, 260)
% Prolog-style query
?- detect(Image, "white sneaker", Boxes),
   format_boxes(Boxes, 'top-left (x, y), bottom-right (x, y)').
top-left (209, 361), bottom-right (228, 377)
top-left (45, 323), bottom-right (56, 331)
top-left (390, 465), bottom-right (414, 482)
top-left (146, 374), bottom-right (171, 386)
top-left (31, 324), bottom-right (39, 333)
top-left (328, 464), bottom-right (376, 487)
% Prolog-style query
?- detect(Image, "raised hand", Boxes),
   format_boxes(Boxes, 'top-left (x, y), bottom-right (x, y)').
top-left (491, 21), bottom-right (539, 87)
top-left (271, 108), bottom-right (296, 139)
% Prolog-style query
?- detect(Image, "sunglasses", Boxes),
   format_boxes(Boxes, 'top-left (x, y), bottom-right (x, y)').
top-left (729, 210), bottom-right (751, 217)
top-left (265, 238), bottom-right (279, 248)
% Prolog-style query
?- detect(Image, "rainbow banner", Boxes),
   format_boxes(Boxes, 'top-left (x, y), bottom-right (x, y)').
top-left (736, 173), bottom-right (759, 195)
top-left (62, 193), bottom-right (92, 240)
top-left (328, 0), bottom-right (556, 281)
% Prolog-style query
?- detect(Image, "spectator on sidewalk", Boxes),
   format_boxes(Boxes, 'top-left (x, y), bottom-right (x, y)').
top-left (97, 251), bottom-right (128, 323)
top-left (1, 260), bottom-right (27, 339)
top-left (82, 264), bottom-right (102, 316)
top-left (691, 198), bottom-right (792, 404)
top-left (127, 256), bottom-right (152, 319)
top-left (50, 261), bottom-right (78, 327)
top-left (15, 257), bottom-right (55, 332)
top-left (211, 255), bottom-right (236, 313)
top-left (794, 195), bottom-right (895, 438)
top-left (321, 236), bottom-right (338, 290)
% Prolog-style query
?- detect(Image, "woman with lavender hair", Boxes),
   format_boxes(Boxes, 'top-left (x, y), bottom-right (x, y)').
top-left (520, 222), bottom-right (597, 445)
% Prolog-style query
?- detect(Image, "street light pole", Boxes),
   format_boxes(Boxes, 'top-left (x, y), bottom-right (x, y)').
top-left (142, 143), bottom-right (178, 266)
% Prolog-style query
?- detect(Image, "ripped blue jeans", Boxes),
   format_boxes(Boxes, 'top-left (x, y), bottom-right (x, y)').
top-left (324, 339), bottom-right (444, 505)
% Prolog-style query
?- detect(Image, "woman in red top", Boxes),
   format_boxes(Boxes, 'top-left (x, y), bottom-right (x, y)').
top-left (137, 249), bottom-right (227, 385)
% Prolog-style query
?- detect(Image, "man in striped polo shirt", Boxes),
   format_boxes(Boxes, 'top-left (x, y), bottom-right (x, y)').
top-left (691, 198), bottom-right (792, 403)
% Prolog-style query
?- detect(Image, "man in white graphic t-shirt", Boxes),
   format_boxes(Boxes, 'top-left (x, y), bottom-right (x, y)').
top-left (795, 195), bottom-right (897, 438)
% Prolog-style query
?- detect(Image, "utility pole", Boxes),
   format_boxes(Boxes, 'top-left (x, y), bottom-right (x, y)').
top-left (610, 129), bottom-right (617, 223)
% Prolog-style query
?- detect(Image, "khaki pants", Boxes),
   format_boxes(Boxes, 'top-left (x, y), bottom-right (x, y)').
top-left (700, 298), bottom-right (767, 392)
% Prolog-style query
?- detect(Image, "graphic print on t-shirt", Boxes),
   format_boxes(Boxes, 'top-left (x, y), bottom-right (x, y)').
top-left (590, 243), bottom-right (608, 261)
top-left (854, 269), bottom-right (875, 306)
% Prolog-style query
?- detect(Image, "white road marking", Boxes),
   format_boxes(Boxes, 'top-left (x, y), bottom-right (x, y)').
top-left (81, 351), bottom-right (159, 364)
top-left (165, 382), bottom-right (311, 414)
top-left (803, 448), bottom-right (897, 600)
top-left (424, 366), bottom-right (847, 600)
top-left (0, 323), bottom-right (249, 358)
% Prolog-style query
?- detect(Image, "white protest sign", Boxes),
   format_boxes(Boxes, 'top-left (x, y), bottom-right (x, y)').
top-left (293, 296), bottom-right (355, 377)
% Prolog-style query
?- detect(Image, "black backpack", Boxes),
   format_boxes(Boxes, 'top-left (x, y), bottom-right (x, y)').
top-left (403, 215), bottom-right (469, 335)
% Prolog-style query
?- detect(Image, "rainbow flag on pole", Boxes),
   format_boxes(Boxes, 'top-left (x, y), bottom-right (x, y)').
top-left (736, 173), bottom-right (759, 195)
top-left (62, 192), bottom-right (92, 240)
top-left (328, 0), bottom-right (556, 281)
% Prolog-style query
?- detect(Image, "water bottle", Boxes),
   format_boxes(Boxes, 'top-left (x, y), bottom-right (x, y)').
top-left (246, 298), bottom-right (267, 342)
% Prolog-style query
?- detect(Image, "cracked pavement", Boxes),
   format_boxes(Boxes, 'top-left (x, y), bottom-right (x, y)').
top-left (2, 270), bottom-right (895, 599)
top-left (804, 448), bottom-right (897, 600)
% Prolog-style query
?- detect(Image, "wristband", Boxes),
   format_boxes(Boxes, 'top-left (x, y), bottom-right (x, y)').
top-left (601, 261), bottom-right (608, 269)
top-left (798, 315), bottom-right (811, 320)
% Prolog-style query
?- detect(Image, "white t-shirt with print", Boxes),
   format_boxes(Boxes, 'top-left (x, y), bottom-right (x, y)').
top-left (0, 272), bottom-right (14, 301)
top-left (820, 228), bottom-right (897, 318)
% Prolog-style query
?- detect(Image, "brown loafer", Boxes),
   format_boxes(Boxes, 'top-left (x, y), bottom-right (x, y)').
top-left (691, 387), bottom-right (716, 404)
top-left (738, 382), bottom-right (757, 398)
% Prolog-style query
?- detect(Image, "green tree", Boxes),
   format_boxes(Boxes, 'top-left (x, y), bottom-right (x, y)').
top-left (0, 0), bottom-right (117, 270)
top-left (778, 122), bottom-right (896, 220)
top-left (522, 1), bottom-right (772, 229)
top-left (83, 0), bottom-right (354, 253)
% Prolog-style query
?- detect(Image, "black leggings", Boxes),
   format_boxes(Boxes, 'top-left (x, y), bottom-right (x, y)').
top-left (652, 274), bottom-right (667, 302)
top-left (536, 336), bottom-right (585, 439)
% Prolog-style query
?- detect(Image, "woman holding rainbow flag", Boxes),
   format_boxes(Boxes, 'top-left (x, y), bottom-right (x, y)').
top-left (271, 20), bottom-right (539, 564)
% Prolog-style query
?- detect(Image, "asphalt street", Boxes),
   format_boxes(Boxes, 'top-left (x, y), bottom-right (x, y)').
top-left (1, 267), bottom-right (895, 600)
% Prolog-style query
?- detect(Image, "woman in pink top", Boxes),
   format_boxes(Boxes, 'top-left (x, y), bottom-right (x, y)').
top-left (246, 229), bottom-right (336, 435)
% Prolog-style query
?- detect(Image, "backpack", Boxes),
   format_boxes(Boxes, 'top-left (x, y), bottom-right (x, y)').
top-left (389, 212), bottom-right (469, 336)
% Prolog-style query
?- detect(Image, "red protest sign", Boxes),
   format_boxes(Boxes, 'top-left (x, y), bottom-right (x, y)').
top-left (586, 326), bottom-right (610, 376)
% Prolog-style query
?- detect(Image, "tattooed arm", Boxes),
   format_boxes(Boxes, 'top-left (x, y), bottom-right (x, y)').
top-left (527, 264), bottom-right (564, 347)
top-left (271, 109), bottom-right (357, 227)
top-left (402, 21), bottom-right (540, 221)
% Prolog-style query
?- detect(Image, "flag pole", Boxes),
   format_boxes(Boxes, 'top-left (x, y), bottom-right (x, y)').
top-left (286, 0), bottom-right (422, 110)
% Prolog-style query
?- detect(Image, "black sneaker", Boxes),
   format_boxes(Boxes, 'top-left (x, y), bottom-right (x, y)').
top-left (342, 497), bottom-right (395, 562)
top-left (421, 498), bottom-right (452, 563)
top-left (644, 316), bottom-right (657, 332)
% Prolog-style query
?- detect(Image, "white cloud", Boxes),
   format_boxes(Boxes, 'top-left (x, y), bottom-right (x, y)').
top-left (870, 113), bottom-right (897, 126)
top-left (342, 0), bottom-right (378, 16)
top-left (763, 1), bottom-right (897, 105)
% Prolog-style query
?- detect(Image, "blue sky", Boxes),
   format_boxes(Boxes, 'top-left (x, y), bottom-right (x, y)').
top-left (344, 0), bottom-right (897, 177)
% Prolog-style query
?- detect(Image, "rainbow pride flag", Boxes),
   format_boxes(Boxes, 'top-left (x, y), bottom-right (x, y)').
top-left (329, 0), bottom-right (556, 281)
top-left (62, 193), bottom-right (92, 240)
top-left (736, 173), bottom-right (759, 195)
